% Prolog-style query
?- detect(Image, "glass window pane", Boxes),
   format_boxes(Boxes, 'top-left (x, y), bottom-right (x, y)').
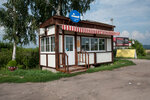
top-left (41, 38), bottom-right (44, 52)
top-left (99, 39), bottom-right (105, 50)
top-left (70, 44), bottom-right (73, 51)
top-left (66, 37), bottom-right (73, 51)
top-left (91, 38), bottom-right (98, 51)
top-left (81, 38), bottom-right (89, 51)
top-left (51, 37), bottom-right (55, 52)
top-left (46, 37), bottom-right (49, 52)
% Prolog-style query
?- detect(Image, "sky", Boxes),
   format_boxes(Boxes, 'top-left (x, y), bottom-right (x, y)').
top-left (83, 0), bottom-right (150, 45)
top-left (0, 0), bottom-right (150, 48)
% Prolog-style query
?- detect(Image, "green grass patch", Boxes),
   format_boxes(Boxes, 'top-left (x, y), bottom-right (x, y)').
top-left (87, 59), bottom-right (135, 73)
top-left (138, 53), bottom-right (150, 60)
top-left (0, 59), bottom-right (135, 83)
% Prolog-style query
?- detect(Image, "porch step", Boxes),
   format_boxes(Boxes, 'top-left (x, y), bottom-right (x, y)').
top-left (69, 66), bottom-right (87, 72)
top-left (69, 68), bottom-right (87, 74)
top-left (58, 66), bottom-right (87, 73)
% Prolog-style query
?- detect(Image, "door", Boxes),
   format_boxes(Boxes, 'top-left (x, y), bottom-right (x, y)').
top-left (65, 35), bottom-right (75, 65)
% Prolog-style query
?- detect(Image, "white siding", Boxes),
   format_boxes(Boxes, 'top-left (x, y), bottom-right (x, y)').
top-left (48, 55), bottom-right (55, 68)
top-left (96, 52), bottom-right (112, 63)
top-left (107, 39), bottom-right (112, 51)
top-left (89, 53), bottom-right (94, 64)
top-left (39, 28), bottom-right (45, 35)
top-left (59, 35), bottom-right (63, 52)
top-left (40, 55), bottom-right (46, 66)
top-left (47, 25), bottom-right (55, 35)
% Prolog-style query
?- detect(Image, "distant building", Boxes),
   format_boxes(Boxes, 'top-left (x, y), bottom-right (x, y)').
top-left (113, 37), bottom-right (131, 49)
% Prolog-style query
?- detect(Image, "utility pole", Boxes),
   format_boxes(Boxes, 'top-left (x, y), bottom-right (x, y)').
top-left (110, 18), bottom-right (113, 25)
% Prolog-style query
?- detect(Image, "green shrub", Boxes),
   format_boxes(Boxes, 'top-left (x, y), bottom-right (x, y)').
top-left (16, 47), bottom-right (39, 69)
top-left (0, 42), bottom-right (39, 69)
top-left (7, 60), bottom-right (17, 67)
top-left (17, 64), bottom-right (24, 69)
top-left (131, 40), bottom-right (146, 56)
top-left (0, 49), bottom-right (12, 69)
top-left (0, 41), bottom-right (12, 51)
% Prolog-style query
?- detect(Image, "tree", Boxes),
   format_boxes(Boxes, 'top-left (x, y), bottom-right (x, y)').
top-left (0, 0), bottom-right (37, 60)
top-left (131, 40), bottom-right (146, 56)
top-left (30, 0), bottom-right (94, 25)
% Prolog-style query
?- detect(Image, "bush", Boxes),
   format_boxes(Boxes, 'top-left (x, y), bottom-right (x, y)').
top-left (0, 42), bottom-right (39, 69)
top-left (17, 64), bottom-right (24, 69)
top-left (0, 48), bottom-right (12, 69)
top-left (0, 41), bottom-right (12, 51)
top-left (131, 40), bottom-right (146, 56)
top-left (7, 60), bottom-right (17, 67)
top-left (16, 47), bottom-right (39, 69)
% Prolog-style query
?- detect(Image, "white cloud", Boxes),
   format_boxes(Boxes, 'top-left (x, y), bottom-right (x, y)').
top-left (131, 31), bottom-right (145, 39)
top-left (120, 30), bottom-right (150, 44)
top-left (120, 31), bottom-right (130, 37)
top-left (99, 0), bottom-right (135, 6)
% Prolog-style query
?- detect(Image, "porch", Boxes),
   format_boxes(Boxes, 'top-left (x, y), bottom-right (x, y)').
top-left (57, 52), bottom-right (90, 73)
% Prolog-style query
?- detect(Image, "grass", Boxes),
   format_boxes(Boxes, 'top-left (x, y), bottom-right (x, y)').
top-left (138, 53), bottom-right (150, 60)
top-left (0, 59), bottom-right (135, 83)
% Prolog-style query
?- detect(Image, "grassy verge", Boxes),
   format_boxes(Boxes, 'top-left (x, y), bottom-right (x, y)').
top-left (138, 53), bottom-right (150, 60)
top-left (0, 59), bottom-right (135, 83)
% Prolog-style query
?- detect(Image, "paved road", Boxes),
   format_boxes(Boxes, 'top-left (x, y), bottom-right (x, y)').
top-left (0, 59), bottom-right (150, 100)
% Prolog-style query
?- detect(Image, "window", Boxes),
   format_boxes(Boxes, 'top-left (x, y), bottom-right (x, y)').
top-left (66, 37), bottom-right (73, 51)
top-left (41, 36), bottom-right (55, 52)
top-left (41, 38), bottom-right (45, 52)
top-left (46, 37), bottom-right (50, 52)
top-left (81, 37), bottom-right (106, 51)
top-left (51, 37), bottom-right (55, 52)
top-left (91, 38), bottom-right (98, 51)
top-left (99, 39), bottom-right (105, 50)
top-left (81, 38), bottom-right (90, 51)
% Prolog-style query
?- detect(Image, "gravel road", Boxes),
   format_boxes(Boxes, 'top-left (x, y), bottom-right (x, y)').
top-left (0, 59), bottom-right (150, 100)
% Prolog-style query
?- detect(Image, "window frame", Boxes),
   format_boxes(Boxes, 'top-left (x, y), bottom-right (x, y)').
top-left (40, 36), bottom-right (55, 53)
top-left (81, 37), bottom-right (106, 52)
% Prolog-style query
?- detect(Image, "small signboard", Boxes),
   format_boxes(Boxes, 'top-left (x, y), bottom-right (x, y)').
top-left (116, 49), bottom-right (137, 58)
top-left (115, 37), bottom-right (129, 46)
top-left (69, 10), bottom-right (81, 23)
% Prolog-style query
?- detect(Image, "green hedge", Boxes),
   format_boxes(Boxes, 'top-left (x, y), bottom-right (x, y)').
top-left (0, 42), bottom-right (39, 69)
top-left (16, 48), bottom-right (39, 69)
top-left (0, 48), bottom-right (12, 68)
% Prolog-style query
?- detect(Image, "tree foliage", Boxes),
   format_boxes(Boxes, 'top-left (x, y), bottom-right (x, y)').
top-left (30, 0), bottom-right (94, 24)
top-left (0, 0), bottom-right (37, 45)
top-left (132, 40), bottom-right (146, 56)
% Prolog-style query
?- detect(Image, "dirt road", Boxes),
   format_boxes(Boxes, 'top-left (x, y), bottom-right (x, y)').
top-left (0, 59), bottom-right (150, 100)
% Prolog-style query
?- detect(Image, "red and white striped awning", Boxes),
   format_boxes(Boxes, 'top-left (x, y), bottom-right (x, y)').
top-left (61, 25), bottom-right (120, 36)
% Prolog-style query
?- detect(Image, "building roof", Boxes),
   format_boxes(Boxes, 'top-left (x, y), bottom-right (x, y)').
top-left (40, 15), bottom-right (115, 29)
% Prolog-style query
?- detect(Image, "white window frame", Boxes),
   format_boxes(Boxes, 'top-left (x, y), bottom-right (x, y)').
top-left (81, 37), bottom-right (106, 52)
top-left (40, 36), bottom-right (55, 53)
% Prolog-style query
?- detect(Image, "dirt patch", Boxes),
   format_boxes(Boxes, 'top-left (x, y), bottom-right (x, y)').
top-left (0, 59), bottom-right (150, 100)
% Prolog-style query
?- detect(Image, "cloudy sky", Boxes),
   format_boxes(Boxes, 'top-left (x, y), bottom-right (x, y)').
top-left (84, 0), bottom-right (150, 45)
top-left (0, 0), bottom-right (150, 47)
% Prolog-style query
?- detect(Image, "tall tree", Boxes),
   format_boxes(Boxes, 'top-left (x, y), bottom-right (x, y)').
top-left (30, 0), bottom-right (94, 25)
top-left (0, 0), bottom-right (37, 60)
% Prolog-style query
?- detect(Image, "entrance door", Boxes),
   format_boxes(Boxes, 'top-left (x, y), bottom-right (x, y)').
top-left (65, 35), bottom-right (75, 65)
